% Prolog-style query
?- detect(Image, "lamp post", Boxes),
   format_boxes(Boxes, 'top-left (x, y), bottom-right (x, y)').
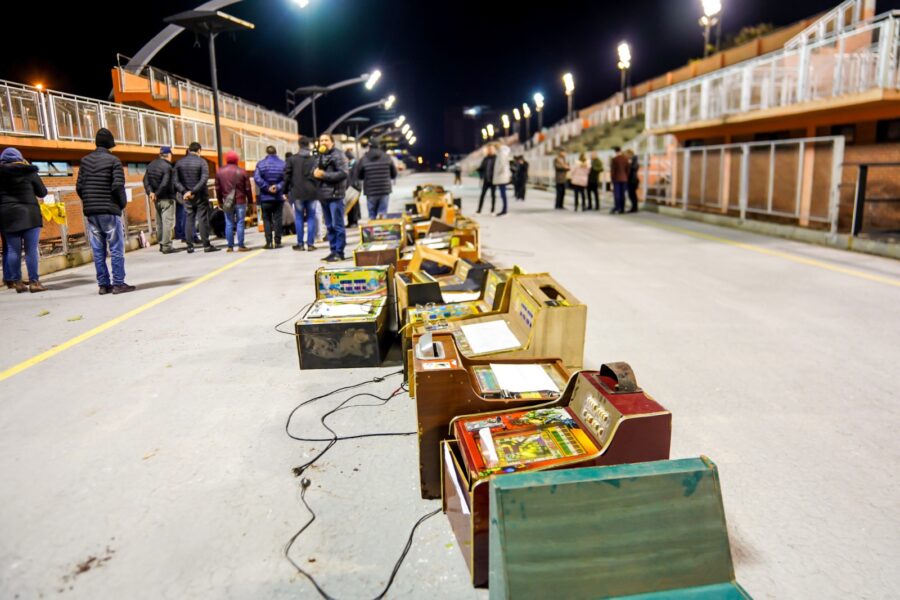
top-left (699, 0), bottom-right (722, 58)
top-left (164, 9), bottom-right (255, 167)
top-left (323, 95), bottom-right (395, 135)
top-left (486, 123), bottom-right (495, 139)
top-left (533, 93), bottom-right (544, 131)
top-left (501, 114), bottom-right (510, 138)
top-left (287, 70), bottom-right (381, 137)
top-left (562, 73), bottom-right (574, 122)
top-left (513, 107), bottom-right (521, 139)
top-left (481, 128), bottom-right (488, 141)
top-left (617, 42), bottom-right (632, 101)
top-left (522, 103), bottom-right (532, 139)
top-left (356, 117), bottom-right (401, 140)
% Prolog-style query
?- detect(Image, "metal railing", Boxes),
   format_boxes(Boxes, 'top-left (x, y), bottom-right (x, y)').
top-left (118, 57), bottom-right (298, 136)
top-left (1, 79), bottom-right (293, 161)
top-left (642, 136), bottom-right (846, 232)
top-left (645, 10), bottom-right (900, 130)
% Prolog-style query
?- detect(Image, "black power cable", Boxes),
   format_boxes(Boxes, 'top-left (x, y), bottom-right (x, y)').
top-left (283, 371), bottom-right (439, 599)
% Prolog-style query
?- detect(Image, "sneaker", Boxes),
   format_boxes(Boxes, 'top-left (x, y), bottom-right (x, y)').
top-left (204, 245), bottom-right (220, 253)
top-left (292, 244), bottom-right (305, 251)
top-left (320, 252), bottom-right (336, 262)
top-left (98, 285), bottom-right (113, 295)
top-left (324, 254), bottom-right (343, 263)
top-left (112, 284), bottom-right (136, 295)
top-left (237, 246), bottom-right (250, 253)
top-left (28, 281), bottom-right (47, 293)
top-left (161, 247), bottom-right (176, 254)
top-left (306, 244), bottom-right (316, 251)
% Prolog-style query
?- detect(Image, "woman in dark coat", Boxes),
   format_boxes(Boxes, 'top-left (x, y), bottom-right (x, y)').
top-left (0, 147), bottom-right (47, 292)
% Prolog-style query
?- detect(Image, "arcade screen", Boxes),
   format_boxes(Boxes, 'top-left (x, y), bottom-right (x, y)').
top-left (454, 408), bottom-right (599, 479)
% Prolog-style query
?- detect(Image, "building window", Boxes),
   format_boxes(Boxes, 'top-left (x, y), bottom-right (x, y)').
top-left (830, 124), bottom-right (856, 144)
top-left (876, 119), bottom-right (900, 143)
top-left (127, 162), bottom-right (148, 175)
top-left (32, 161), bottom-right (71, 177)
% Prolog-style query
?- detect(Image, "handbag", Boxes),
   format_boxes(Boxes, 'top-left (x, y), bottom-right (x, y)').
top-left (222, 168), bottom-right (239, 214)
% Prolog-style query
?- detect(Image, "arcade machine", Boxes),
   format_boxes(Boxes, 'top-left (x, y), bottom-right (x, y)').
top-left (441, 364), bottom-right (672, 587)
top-left (354, 218), bottom-right (404, 267)
top-left (405, 267), bottom-right (519, 330)
top-left (412, 330), bottom-right (570, 498)
top-left (407, 273), bottom-right (587, 370)
top-left (294, 266), bottom-right (394, 369)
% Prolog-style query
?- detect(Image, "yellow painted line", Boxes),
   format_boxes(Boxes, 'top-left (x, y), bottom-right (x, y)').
top-left (0, 250), bottom-right (263, 383)
top-left (643, 219), bottom-right (900, 288)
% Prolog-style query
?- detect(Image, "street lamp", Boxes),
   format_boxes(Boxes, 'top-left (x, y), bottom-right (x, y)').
top-left (395, 115), bottom-right (406, 127)
top-left (481, 128), bottom-right (488, 141)
top-left (405, 130), bottom-right (413, 140)
top-left (501, 113), bottom-right (510, 137)
top-left (562, 73), bottom-right (575, 122)
top-left (486, 123), bottom-right (495, 139)
top-left (617, 42), bottom-right (632, 100)
top-left (287, 69), bottom-right (382, 137)
top-left (699, 0), bottom-right (722, 57)
top-left (401, 123), bottom-right (411, 134)
top-left (323, 95), bottom-right (397, 135)
top-left (292, 0), bottom-right (310, 6)
top-left (534, 92), bottom-right (545, 131)
top-left (409, 136), bottom-right (416, 146)
top-left (522, 102), bottom-right (532, 139)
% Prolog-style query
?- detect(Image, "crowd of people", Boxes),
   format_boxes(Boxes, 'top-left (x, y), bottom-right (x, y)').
top-left (0, 128), bottom-right (398, 295)
top-left (475, 143), bottom-right (530, 216)
top-left (553, 146), bottom-right (640, 213)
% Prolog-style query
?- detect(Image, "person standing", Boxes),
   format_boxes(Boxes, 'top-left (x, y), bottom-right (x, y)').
top-left (143, 146), bottom-right (176, 254)
top-left (254, 145), bottom-right (286, 249)
top-left (610, 146), bottom-right (630, 214)
top-left (626, 149), bottom-right (640, 213)
top-left (476, 144), bottom-right (496, 214)
top-left (553, 151), bottom-right (570, 209)
top-left (76, 128), bottom-right (135, 294)
top-left (569, 153), bottom-right (590, 212)
top-left (284, 136), bottom-right (319, 251)
top-left (452, 163), bottom-right (462, 185)
top-left (512, 155), bottom-right (529, 201)
top-left (0, 147), bottom-right (47, 293)
top-left (587, 151), bottom-right (603, 211)
top-left (215, 150), bottom-right (253, 252)
top-left (344, 148), bottom-right (362, 228)
top-left (355, 143), bottom-right (397, 220)
top-left (492, 144), bottom-right (512, 216)
top-left (175, 142), bottom-right (217, 253)
top-left (313, 133), bottom-right (349, 262)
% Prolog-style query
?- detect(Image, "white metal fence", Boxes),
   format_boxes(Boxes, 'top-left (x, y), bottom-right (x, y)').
top-left (645, 10), bottom-right (900, 131)
top-left (642, 136), bottom-right (846, 232)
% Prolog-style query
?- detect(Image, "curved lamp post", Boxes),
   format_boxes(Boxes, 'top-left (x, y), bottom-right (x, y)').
top-left (323, 95), bottom-right (395, 135)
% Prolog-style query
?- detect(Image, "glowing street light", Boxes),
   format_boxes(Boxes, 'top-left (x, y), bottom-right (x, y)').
top-left (481, 128), bottom-right (488, 140)
top-left (617, 42), bottom-right (632, 100)
top-left (405, 130), bottom-right (413, 140)
top-left (521, 102), bottom-right (532, 139)
top-left (401, 123), bottom-right (411, 134)
top-left (384, 94), bottom-right (396, 110)
top-left (394, 115), bottom-right (406, 127)
top-left (699, 0), bottom-right (723, 57)
top-left (513, 108), bottom-right (521, 121)
top-left (501, 113), bottom-right (510, 136)
top-left (562, 73), bottom-right (575, 122)
top-left (365, 69), bottom-right (382, 90)
top-left (486, 123), bottom-right (495, 138)
top-left (409, 136), bottom-right (416, 145)
top-left (292, 0), bottom-right (310, 7)
top-left (533, 92), bottom-right (545, 130)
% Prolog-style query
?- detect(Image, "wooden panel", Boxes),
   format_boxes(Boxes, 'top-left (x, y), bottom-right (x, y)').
top-left (489, 458), bottom-right (745, 600)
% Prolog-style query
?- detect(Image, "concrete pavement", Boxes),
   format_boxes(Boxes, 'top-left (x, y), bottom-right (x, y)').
top-left (1, 173), bottom-right (898, 599)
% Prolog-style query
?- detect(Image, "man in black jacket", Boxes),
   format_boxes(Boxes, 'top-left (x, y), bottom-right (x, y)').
top-left (143, 146), bottom-right (176, 254)
top-left (174, 142), bottom-right (218, 253)
top-left (476, 144), bottom-right (496, 214)
top-left (284, 136), bottom-right (319, 251)
top-left (312, 134), bottom-right (349, 262)
top-left (76, 128), bottom-right (135, 295)
top-left (354, 143), bottom-right (397, 219)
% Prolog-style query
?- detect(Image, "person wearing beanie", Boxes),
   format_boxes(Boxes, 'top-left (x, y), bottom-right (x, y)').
top-left (76, 128), bottom-right (135, 294)
top-left (174, 142), bottom-right (217, 253)
top-left (215, 150), bottom-right (253, 252)
top-left (0, 147), bottom-right (48, 293)
top-left (143, 146), bottom-right (176, 253)
top-left (253, 145), bottom-right (286, 249)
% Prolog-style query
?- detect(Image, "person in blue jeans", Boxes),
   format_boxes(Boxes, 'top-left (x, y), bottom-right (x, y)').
top-left (312, 134), bottom-right (349, 262)
top-left (353, 142), bottom-right (397, 219)
top-left (76, 128), bottom-right (135, 294)
top-left (215, 150), bottom-right (253, 252)
top-left (284, 136), bottom-right (320, 251)
top-left (0, 147), bottom-right (48, 293)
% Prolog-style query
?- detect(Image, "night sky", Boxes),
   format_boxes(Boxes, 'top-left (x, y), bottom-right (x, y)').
top-left (3, 0), bottom-right (897, 160)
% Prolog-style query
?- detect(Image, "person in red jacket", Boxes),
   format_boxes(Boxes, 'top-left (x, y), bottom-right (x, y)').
top-left (215, 151), bottom-right (253, 252)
